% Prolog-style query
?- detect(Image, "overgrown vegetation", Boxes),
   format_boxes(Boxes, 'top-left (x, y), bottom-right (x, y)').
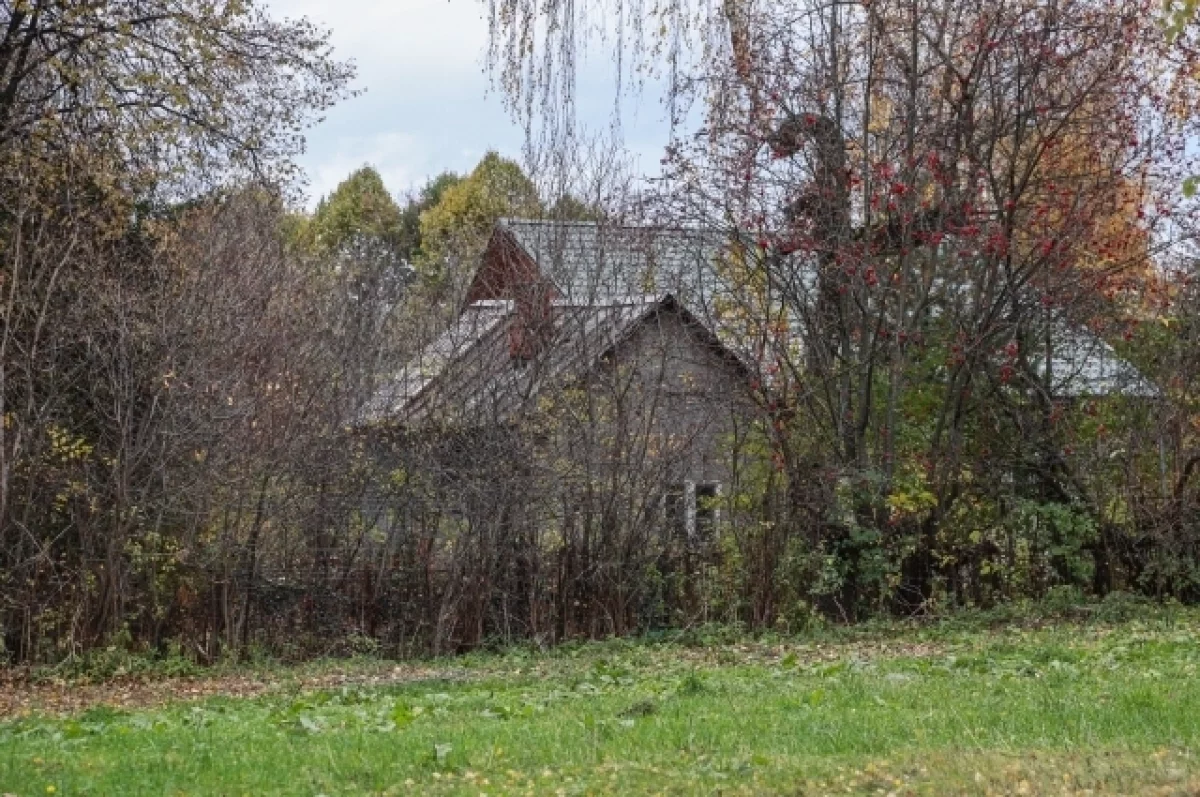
top-left (6, 0), bottom-right (1200, 668)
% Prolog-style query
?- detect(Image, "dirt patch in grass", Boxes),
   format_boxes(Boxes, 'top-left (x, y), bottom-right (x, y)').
top-left (0, 637), bottom-right (954, 718)
top-left (0, 663), bottom-right (474, 718)
top-left (0, 633), bottom-right (963, 718)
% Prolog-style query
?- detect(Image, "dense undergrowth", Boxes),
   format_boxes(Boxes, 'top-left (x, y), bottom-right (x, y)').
top-left (3, 590), bottom-right (1174, 686)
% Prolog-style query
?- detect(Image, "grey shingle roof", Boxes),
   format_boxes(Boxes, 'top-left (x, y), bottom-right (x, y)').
top-left (363, 300), bottom-right (515, 423)
top-left (370, 295), bottom-right (709, 426)
top-left (1042, 325), bottom-right (1160, 398)
top-left (499, 219), bottom-right (728, 306)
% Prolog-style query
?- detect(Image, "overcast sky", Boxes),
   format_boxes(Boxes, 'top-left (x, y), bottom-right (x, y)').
top-left (266, 0), bottom-right (676, 207)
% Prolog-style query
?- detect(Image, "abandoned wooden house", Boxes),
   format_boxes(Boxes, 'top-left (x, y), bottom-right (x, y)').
top-left (367, 218), bottom-right (760, 520)
top-left (355, 220), bottom-right (764, 642)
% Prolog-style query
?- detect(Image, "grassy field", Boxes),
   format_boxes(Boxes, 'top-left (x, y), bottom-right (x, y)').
top-left (1, 609), bottom-right (1199, 795)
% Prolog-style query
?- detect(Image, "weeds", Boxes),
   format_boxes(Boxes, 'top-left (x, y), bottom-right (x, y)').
top-left (0, 609), bottom-right (1198, 794)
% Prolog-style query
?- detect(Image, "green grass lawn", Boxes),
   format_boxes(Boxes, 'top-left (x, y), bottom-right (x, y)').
top-left (2, 611), bottom-right (1199, 795)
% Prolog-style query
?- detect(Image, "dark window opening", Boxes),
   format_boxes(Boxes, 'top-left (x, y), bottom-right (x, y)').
top-left (695, 483), bottom-right (719, 540)
top-left (665, 484), bottom-right (688, 539)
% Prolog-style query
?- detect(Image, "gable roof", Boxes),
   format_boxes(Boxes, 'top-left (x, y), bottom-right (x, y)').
top-left (492, 219), bottom-right (728, 305)
top-left (1039, 324), bottom-right (1159, 398)
top-left (366, 294), bottom-right (748, 427)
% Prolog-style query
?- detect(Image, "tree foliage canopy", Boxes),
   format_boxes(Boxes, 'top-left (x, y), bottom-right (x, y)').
top-left (397, 171), bottom-right (462, 263)
top-left (0, 0), bottom-right (355, 191)
top-left (417, 151), bottom-right (541, 285)
top-left (304, 167), bottom-right (405, 255)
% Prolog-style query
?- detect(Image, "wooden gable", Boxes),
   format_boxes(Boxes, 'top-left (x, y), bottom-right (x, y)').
top-left (463, 226), bottom-right (559, 307)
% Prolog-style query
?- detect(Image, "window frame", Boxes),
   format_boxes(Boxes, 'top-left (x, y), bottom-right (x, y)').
top-left (663, 480), bottom-right (721, 542)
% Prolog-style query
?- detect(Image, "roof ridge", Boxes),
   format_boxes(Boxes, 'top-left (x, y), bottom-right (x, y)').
top-left (498, 217), bottom-right (719, 235)
top-left (467, 299), bottom-right (516, 309)
top-left (499, 217), bottom-right (598, 229)
top-left (551, 293), bottom-right (666, 308)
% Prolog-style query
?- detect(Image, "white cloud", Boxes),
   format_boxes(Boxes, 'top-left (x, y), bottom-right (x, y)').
top-left (271, 0), bottom-right (491, 76)
top-left (304, 131), bottom-right (426, 203)
top-left (267, 0), bottom-right (519, 206)
top-left (266, 0), bottom-right (677, 208)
